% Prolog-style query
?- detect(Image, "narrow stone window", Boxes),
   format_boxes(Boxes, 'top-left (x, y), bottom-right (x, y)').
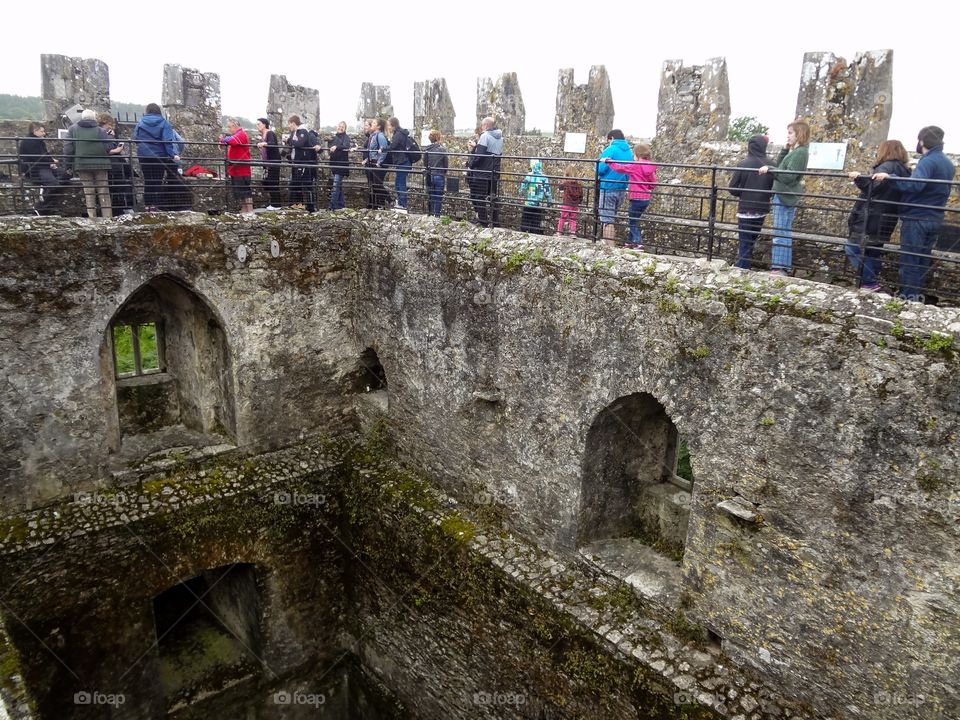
top-left (112, 322), bottom-right (164, 377)
top-left (152, 564), bottom-right (262, 708)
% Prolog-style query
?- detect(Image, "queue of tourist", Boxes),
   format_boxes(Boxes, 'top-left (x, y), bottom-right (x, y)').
top-left (13, 105), bottom-right (955, 302)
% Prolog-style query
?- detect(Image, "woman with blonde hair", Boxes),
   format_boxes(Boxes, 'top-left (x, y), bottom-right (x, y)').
top-left (759, 119), bottom-right (810, 274)
top-left (844, 140), bottom-right (910, 291)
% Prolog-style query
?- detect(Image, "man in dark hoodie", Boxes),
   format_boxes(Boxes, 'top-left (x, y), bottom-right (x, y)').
top-left (466, 116), bottom-right (503, 226)
top-left (134, 103), bottom-right (181, 211)
top-left (381, 117), bottom-right (412, 212)
top-left (729, 134), bottom-right (775, 269)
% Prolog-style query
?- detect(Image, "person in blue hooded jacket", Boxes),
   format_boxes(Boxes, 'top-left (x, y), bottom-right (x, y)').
top-left (872, 125), bottom-right (956, 302)
top-left (134, 103), bottom-right (181, 210)
top-left (596, 129), bottom-right (633, 244)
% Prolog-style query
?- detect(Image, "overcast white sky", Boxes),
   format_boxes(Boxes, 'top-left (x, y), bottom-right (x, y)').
top-left (3, 2), bottom-right (955, 151)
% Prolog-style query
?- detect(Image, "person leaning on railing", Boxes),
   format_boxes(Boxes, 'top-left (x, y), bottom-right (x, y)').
top-left (844, 140), bottom-right (910, 292)
top-left (758, 119), bottom-right (810, 275)
top-left (423, 129), bottom-right (448, 217)
top-left (872, 125), bottom-right (956, 302)
top-left (17, 122), bottom-right (69, 215)
top-left (729, 134), bottom-right (775, 270)
top-left (134, 103), bottom-right (181, 212)
top-left (62, 108), bottom-right (113, 219)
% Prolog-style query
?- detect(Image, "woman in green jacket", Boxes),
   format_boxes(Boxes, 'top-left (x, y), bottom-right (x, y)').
top-left (758, 119), bottom-right (810, 274)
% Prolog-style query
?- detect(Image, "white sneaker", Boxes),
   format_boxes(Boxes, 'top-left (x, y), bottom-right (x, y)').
top-left (392, 206), bottom-right (408, 214)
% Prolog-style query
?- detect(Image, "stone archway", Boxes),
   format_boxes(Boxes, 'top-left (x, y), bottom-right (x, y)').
top-left (101, 275), bottom-right (237, 465)
top-left (578, 393), bottom-right (693, 603)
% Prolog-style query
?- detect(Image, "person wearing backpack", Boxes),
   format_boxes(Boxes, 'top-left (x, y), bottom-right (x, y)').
top-left (519, 159), bottom-right (553, 235)
top-left (423, 129), bottom-right (448, 217)
top-left (363, 118), bottom-right (390, 209)
top-left (381, 117), bottom-right (413, 212)
top-left (286, 115), bottom-right (317, 212)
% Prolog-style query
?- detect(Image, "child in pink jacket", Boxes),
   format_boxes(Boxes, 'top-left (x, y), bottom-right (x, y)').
top-left (603, 143), bottom-right (656, 248)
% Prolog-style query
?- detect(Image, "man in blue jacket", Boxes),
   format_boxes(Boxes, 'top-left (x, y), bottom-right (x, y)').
top-left (874, 125), bottom-right (955, 302)
top-left (597, 129), bottom-right (633, 244)
top-left (133, 103), bottom-right (181, 211)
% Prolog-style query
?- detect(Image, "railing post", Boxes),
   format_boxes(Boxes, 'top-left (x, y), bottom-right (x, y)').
top-left (593, 160), bottom-right (601, 242)
top-left (853, 183), bottom-right (874, 288)
top-left (706, 166), bottom-right (718, 261)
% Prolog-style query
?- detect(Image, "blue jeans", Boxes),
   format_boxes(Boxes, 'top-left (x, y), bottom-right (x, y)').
top-left (394, 163), bottom-right (411, 208)
top-left (898, 217), bottom-right (941, 301)
top-left (329, 173), bottom-right (345, 210)
top-left (428, 174), bottom-right (445, 216)
top-left (771, 195), bottom-right (797, 271)
top-left (627, 199), bottom-right (650, 244)
top-left (844, 238), bottom-right (882, 285)
top-left (735, 215), bottom-right (765, 269)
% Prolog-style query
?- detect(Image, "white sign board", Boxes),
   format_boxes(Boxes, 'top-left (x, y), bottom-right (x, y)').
top-left (807, 142), bottom-right (847, 170)
top-left (563, 132), bottom-right (587, 154)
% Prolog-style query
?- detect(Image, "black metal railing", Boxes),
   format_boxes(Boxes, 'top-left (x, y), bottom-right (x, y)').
top-left (1, 135), bottom-right (957, 304)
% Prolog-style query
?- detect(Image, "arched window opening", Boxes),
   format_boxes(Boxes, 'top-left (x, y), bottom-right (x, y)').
top-left (104, 276), bottom-right (236, 466)
top-left (579, 393), bottom-right (694, 605)
top-left (349, 347), bottom-right (387, 393)
top-left (152, 563), bottom-right (262, 708)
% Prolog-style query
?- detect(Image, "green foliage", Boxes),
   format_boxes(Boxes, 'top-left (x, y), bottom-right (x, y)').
top-left (883, 299), bottom-right (905, 313)
top-left (759, 416), bottom-right (775, 427)
top-left (112, 323), bottom-right (159, 374)
top-left (922, 332), bottom-right (953, 352)
top-left (891, 319), bottom-right (906, 339)
top-left (0, 94), bottom-right (42, 120)
top-left (728, 116), bottom-right (769, 142)
top-left (676, 439), bottom-right (694, 482)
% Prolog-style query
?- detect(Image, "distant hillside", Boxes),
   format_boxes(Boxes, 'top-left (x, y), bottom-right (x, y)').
top-left (0, 94), bottom-right (252, 128)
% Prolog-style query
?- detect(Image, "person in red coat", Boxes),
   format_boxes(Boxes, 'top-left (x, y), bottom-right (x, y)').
top-left (220, 118), bottom-right (253, 213)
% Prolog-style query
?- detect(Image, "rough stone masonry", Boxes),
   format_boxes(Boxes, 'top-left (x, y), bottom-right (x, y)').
top-left (0, 211), bottom-right (957, 719)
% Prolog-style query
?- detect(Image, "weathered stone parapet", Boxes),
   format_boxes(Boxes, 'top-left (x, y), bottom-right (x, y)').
top-left (554, 65), bottom-right (615, 139)
top-left (355, 82), bottom-right (393, 130)
top-left (476, 73), bottom-right (526, 136)
top-left (40, 54), bottom-right (110, 126)
top-left (267, 74), bottom-right (320, 131)
top-left (655, 58), bottom-right (730, 163)
top-left (795, 50), bottom-right (893, 156)
top-left (162, 64), bottom-right (222, 145)
top-left (413, 78), bottom-right (455, 137)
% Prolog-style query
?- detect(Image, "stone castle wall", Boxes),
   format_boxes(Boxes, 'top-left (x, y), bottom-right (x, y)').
top-left (0, 213), bottom-right (957, 718)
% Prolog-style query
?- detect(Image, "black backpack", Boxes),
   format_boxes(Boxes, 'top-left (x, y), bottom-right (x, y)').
top-left (305, 129), bottom-right (320, 163)
top-left (405, 134), bottom-right (422, 165)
